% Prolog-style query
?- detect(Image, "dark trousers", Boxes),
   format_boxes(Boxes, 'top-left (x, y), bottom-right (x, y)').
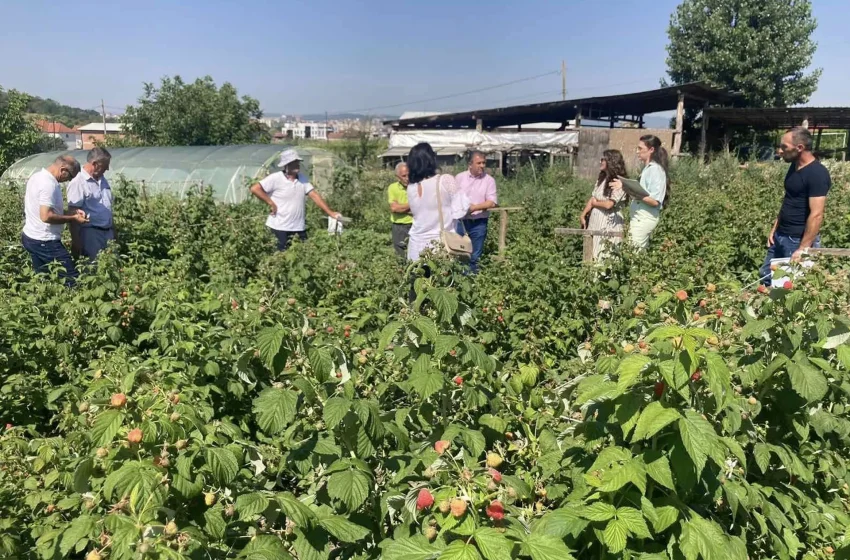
top-left (78, 226), bottom-right (115, 260)
top-left (391, 223), bottom-right (412, 259)
top-left (270, 229), bottom-right (307, 251)
top-left (456, 218), bottom-right (489, 273)
top-left (21, 233), bottom-right (78, 287)
top-left (759, 233), bottom-right (821, 285)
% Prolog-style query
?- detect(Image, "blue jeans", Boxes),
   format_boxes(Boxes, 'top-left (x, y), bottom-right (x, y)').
top-left (759, 233), bottom-right (820, 285)
top-left (457, 218), bottom-right (488, 273)
top-left (78, 226), bottom-right (115, 260)
top-left (21, 233), bottom-right (78, 287)
top-left (270, 229), bottom-right (307, 251)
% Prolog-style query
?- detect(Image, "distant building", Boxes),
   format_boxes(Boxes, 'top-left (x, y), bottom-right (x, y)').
top-left (281, 121), bottom-right (328, 140)
top-left (36, 120), bottom-right (81, 150)
top-left (78, 122), bottom-right (125, 150)
top-left (259, 117), bottom-right (280, 129)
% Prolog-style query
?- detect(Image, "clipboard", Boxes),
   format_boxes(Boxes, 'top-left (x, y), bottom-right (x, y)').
top-left (617, 176), bottom-right (649, 199)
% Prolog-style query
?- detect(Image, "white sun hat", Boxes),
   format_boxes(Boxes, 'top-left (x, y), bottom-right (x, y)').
top-left (277, 149), bottom-right (302, 168)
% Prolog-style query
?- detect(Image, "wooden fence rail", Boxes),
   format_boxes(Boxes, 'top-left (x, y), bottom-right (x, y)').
top-left (554, 227), bottom-right (624, 262)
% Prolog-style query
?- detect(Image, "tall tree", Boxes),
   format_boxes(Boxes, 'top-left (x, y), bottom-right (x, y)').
top-left (0, 89), bottom-right (41, 175)
top-left (665, 0), bottom-right (820, 107)
top-left (121, 76), bottom-right (270, 146)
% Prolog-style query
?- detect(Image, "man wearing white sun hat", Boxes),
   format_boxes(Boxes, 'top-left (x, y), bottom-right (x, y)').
top-left (249, 149), bottom-right (342, 250)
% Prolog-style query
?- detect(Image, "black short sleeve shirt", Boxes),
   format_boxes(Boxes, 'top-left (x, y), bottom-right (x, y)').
top-left (776, 160), bottom-right (831, 237)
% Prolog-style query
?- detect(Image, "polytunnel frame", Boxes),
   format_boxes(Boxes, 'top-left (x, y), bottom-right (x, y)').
top-left (0, 145), bottom-right (339, 204)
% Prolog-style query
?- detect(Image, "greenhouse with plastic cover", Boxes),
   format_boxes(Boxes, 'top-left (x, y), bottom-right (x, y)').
top-left (0, 145), bottom-right (339, 203)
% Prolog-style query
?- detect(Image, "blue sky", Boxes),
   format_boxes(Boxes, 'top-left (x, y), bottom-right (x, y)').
top-left (0, 0), bottom-right (847, 117)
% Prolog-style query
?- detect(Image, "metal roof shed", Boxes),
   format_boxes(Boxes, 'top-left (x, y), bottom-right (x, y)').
top-left (704, 107), bottom-right (850, 129)
top-left (704, 106), bottom-right (850, 159)
top-left (384, 82), bottom-right (740, 156)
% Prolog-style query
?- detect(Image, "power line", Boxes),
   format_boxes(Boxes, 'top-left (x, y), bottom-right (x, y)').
top-left (330, 70), bottom-right (560, 115)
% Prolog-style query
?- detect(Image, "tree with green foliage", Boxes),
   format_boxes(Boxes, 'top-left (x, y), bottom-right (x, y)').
top-left (0, 89), bottom-right (42, 175)
top-left (665, 0), bottom-right (820, 107)
top-left (0, 87), bottom-right (101, 128)
top-left (120, 76), bottom-right (270, 146)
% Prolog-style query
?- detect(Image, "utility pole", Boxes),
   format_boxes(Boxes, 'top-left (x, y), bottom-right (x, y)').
top-left (561, 60), bottom-right (566, 101)
top-left (101, 99), bottom-right (108, 146)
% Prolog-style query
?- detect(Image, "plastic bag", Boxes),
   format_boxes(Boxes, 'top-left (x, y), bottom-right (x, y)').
top-left (770, 257), bottom-right (814, 288)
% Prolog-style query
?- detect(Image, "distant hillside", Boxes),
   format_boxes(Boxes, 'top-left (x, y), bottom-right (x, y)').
top-left (0, 87), bottom-right (102, 128)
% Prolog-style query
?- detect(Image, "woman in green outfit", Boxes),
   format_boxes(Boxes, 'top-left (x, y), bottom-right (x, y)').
top-left (610, 134), bottom-right (670, 249)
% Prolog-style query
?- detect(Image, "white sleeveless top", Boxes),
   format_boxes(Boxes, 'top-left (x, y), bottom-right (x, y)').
top-left (406, 174), bottom-right (471, 261)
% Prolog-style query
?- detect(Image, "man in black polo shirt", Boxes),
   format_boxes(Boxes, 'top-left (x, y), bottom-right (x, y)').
top-left (759, 127), bottom-right (831, 285)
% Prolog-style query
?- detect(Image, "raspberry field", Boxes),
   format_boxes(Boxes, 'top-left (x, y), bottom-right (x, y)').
top-left (1, 158), bottom-right (850, 560)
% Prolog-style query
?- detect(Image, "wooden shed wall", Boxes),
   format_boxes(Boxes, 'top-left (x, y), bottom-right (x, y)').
top-left (576, 127), bottom-right (674, 179)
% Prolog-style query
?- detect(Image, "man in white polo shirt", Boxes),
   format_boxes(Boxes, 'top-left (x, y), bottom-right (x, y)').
top-left (20, 155), bottom-right (88, 285)
top-left (249, 149), bottom-right (342, 250)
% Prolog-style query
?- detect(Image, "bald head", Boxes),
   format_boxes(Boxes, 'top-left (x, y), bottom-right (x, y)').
top-left (47, 155), bottom-right (81, 183)
top-left (395, 162), bottom-right (409, 186)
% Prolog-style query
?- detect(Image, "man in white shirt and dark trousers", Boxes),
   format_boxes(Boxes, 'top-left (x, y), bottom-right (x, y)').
top-left (249, 149), bottom-right (342, 250)
top-left (68, 147), bottom-right (114, 261)
top-left (21, 155), bottom-right (88, 286)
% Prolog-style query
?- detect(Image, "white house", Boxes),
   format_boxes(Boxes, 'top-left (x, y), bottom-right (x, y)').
top-left (36, 120), bottom-right (81, 150)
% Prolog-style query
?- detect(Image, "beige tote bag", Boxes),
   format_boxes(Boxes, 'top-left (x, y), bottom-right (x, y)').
top-left (432, 175), bottom-right (472, 258)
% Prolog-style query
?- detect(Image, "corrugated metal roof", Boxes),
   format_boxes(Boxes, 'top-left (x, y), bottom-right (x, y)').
top-left (78, 122), bottom-right (125, 133)
top-left (399, 111), bottom-right (445, 120)
top-left (384, 82), bottom-right (740, 129)
top-left (704, 107), bottom-right (850, 129)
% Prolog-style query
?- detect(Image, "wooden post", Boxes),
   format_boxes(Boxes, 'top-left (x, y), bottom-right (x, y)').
top-left (561, 60), bottom-right (566, 101)
top-left (476, 118), bottom-right (483, 132)
top-left (609, 110), bottom-right (615, 129)
top-left (554, 227), bottom-right (624, 263)
top-left (699, 102), bottom-right (709, 163)
top-left (672, 92), bottom-right (685, 156)
top-left (549, 152), bottom-right (554, 166)
top-left (574, 106), bottom-right (582, 129)
top-left (498, 151), bottom-right (504, 176)
top-left (488, 207), bottom-right (523, 258)
top-left (815, 128), bottom-right (823, 153)
top-left (498, 211), bottom-right (509, 256)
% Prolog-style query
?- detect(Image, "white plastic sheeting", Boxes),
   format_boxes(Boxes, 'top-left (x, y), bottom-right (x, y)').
top-left (1, 145), bottom-right (338, 204)
top-left (382, 129), bottom-right (579, 158)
